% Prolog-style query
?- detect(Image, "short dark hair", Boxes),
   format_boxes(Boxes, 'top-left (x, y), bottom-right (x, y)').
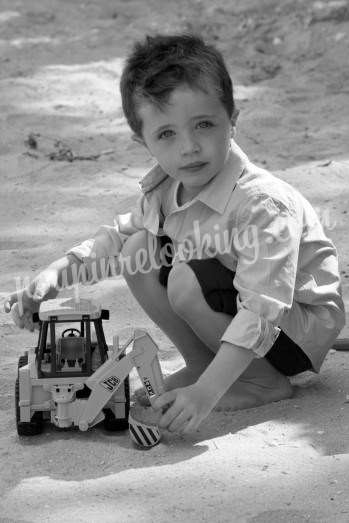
top-left (120, 34), bottom-right (235, 137)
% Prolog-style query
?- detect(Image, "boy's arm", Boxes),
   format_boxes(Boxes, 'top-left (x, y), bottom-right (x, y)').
top-left (195, 341), bottom-right (254, 399)
top-left (4, 254), bottom-right (86, 330)
top-left (4, 195), bottom-right (149, 329)
top-left (221, 193), bottom-right (302, 359)
top-left (67, 194), bottom-right (148, 280)
top-left (154, 341), bottom-right (254, 433)
top-left (154, 194), bottom-right (302, 432)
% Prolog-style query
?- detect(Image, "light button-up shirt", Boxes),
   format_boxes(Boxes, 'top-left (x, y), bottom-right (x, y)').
top-left (68, 141), bottom-right (345, 372)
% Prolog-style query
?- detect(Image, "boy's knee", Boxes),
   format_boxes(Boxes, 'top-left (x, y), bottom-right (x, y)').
top-left (121, 230), bottom-right (159, 280)
top-left (167, 262), bottom-right (202, 316)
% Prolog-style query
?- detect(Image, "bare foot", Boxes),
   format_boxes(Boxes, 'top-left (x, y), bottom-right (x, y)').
top-left (162, 366), bottom-right (203, 390)
top-left (132, 358), bottom-right (293, 412)
top-left (215, 372), bottom-right (293, 411)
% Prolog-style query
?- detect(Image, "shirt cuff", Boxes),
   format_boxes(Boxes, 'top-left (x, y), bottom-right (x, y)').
top-left (67, 226), bottom-right (125, 283)
top-left (67, 225), bottom-right (124, 261)
top-left (221, 308), bottom-right (281, 358)
top-left (67, 239), bottom-right (96, 261)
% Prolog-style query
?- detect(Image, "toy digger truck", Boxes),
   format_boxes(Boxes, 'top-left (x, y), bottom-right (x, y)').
top-left (16, 298), bottom-right (165, 446)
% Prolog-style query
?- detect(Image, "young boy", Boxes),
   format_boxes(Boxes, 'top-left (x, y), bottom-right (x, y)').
top-left (4, 34), bottom-right (345, 435)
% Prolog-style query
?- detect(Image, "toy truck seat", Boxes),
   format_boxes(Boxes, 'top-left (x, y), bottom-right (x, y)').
top-left (57, 332), bottom-right (86, 369)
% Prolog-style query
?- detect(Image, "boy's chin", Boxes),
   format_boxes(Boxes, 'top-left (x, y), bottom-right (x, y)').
top-left (185, 172), bottom-right (217, 187)
top-left (179, 177), bottom-right (216, 196)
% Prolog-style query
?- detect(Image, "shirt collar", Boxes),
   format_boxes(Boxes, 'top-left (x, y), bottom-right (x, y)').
top-left (139, 140), bottom-right (248, 214)
top-left (195, 141), bottom-right (248, 214)
top-left (139, 164), bottom-right (169, 195)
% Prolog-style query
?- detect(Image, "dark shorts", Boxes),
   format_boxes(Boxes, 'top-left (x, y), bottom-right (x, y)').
top-left (159, 237), bottom-right (312, 377)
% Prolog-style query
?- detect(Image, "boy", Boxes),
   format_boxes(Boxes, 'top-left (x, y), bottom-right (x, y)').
top-left (5, 34), bottom-right (345, 434)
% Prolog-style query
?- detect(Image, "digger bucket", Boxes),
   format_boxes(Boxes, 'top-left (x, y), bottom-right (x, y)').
top-left (128, 410), bottom-right (162, 448)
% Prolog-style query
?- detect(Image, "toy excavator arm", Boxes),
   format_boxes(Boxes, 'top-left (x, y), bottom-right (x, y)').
top-left (76, 330), bottom-right (165, 431)
top-left (132, 329), bottom-right (165, 403)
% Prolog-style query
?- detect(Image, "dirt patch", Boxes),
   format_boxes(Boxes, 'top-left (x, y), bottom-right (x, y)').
top-left (0, 0), bottom-right (348, 521)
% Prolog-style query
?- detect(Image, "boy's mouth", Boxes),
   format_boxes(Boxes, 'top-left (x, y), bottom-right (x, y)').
top-left (179, 161), bottom-right (208, 172)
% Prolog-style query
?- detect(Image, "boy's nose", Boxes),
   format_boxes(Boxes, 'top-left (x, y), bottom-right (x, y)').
top-left (180, 133), bottom-right (200, 155)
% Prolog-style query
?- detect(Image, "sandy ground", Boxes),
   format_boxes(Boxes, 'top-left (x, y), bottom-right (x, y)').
top-left (0, 0), bottom-right (349, 521)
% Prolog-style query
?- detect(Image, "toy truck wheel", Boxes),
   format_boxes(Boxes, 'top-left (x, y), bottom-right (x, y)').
top-left (15, 354), bottom-right (43, 436)
top-left (103, 377), bottom-right (130, 432)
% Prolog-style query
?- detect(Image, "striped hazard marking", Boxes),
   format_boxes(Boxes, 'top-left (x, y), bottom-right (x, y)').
top-left (129, 421), bottom-right (161, 447)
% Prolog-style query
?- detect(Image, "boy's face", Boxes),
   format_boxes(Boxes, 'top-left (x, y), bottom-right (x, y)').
top-left (137, 84), bottom-right (233, 195)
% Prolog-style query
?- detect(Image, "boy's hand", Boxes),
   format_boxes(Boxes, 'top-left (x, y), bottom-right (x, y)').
top-left (152, 383), bottom-right (217, 434)
top-left (4, 269), bottom-right (59, 331)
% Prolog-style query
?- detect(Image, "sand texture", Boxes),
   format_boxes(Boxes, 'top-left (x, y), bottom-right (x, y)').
top-left (0, 0), bottom-right (348, 521)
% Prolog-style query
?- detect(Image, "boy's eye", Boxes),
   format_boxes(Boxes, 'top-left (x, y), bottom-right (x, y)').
top-left (158, 129), bottom-right (175, 140)
top-left (196, 120), bottom-right (214, 129)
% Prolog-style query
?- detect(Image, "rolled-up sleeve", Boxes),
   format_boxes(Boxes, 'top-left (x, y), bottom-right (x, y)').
top-left (67, 194), bottom-right (148, 279)
top-left (221, 194), bottom-right (302, 357)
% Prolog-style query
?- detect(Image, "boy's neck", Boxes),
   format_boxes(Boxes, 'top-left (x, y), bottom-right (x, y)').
top-left (177, 183), bottom-right (202, 206)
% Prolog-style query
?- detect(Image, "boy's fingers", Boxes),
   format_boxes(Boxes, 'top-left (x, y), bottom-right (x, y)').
top-left (11, 304), bottom-right (25, 329)
top-left (158, 400), bottom-right (185, 429)
top-left (168, 411), bottom-right (192, 433)
top-left (23, 314), bottom-right (34, 332)
top-left (4, 300), bottom-right (11, 313)
top-left (3, 293), bottom-right (18, 313)
top-left (182, 416), bottom-right (199, 434)
top-left (152, 390), bottom-right (177, 410)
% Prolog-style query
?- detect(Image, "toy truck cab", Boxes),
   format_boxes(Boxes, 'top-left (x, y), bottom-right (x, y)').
top-left (16, 298), bottom-right (129, 436)
top-left (35, 299), bottom-right (110, 377)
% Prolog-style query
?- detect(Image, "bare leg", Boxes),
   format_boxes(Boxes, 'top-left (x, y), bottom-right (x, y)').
top-left (122, 232), bottom-right (214, 393)
top-left (122, 232), bottom-right (292, 410)
top-left (167, 262), bottom-right (293, 408)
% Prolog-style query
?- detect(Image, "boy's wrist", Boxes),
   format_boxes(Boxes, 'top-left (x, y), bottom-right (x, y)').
top-left (48, 254), bottom-right (78, 270)
top-left (46, 255), bottom-right (82, 288)
top-left (195, 341), bottom-right (254, 402)
top-left (190, 381), bottom-right (222, 415)
top-left (195, 370), bottom-right (225, 404)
